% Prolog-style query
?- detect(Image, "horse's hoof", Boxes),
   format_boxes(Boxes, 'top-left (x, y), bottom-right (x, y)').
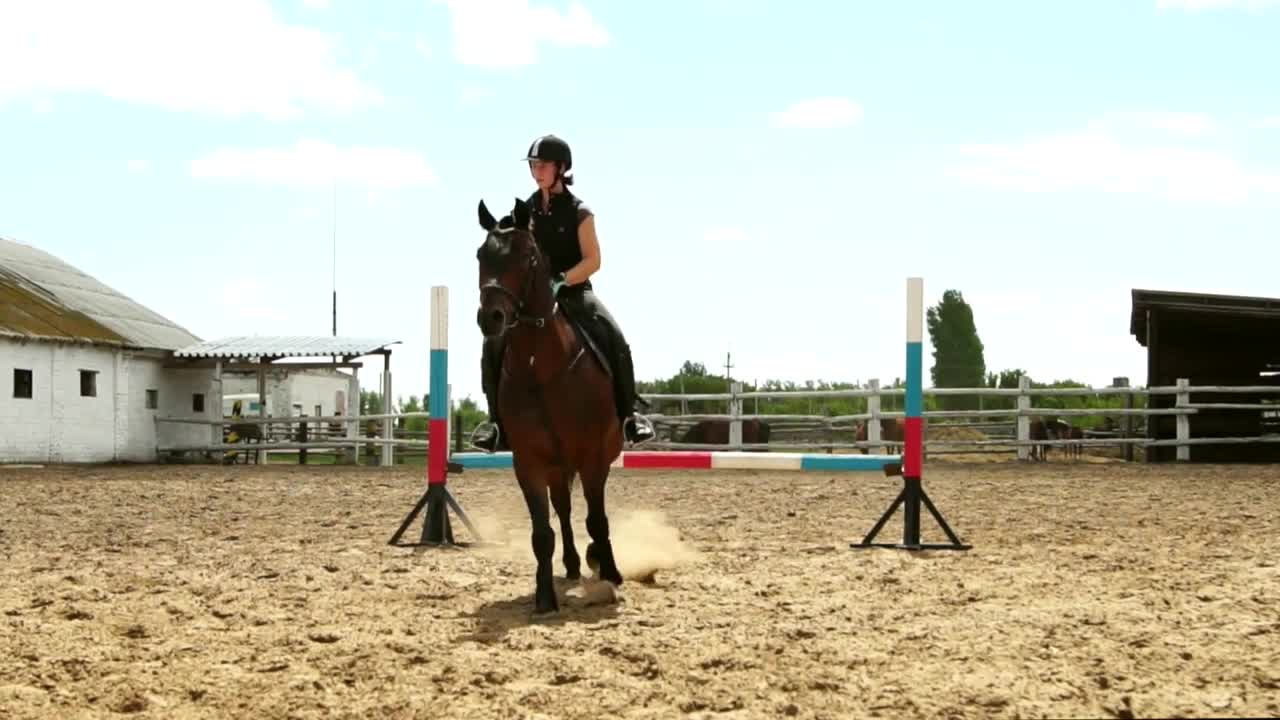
top-left (582, 579), bottom-right (620, 606)
top-left (533, 590), bottom-right (560, 616)
top-left (531, 606), bottom-right (559, 621)
top-left (565, 569), bottom-right (581, 582)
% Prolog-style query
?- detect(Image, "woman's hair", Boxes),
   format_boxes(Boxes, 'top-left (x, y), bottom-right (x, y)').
top-left (561, 166), bottom-right (575, 186)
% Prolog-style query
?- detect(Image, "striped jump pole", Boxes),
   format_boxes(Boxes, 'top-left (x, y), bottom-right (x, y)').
top-left (450, 450), bottom-right (902, 472)
top-left (388, 286), bottom-right (482, 547)
top-left (851, 277), bottom-right (971, 552)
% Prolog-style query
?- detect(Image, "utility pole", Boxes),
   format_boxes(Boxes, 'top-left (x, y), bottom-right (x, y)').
top-left (332, 178), bottom-right (338, 338)
top-left (723, 351), bottom-right (734, 385)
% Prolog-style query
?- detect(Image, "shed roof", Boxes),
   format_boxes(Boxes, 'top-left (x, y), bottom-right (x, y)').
top-left (0, 235), bottom-right (201, 350)
top-left (1131, 288), bottom-right (1280, 347)
top-left (173, 336), bottom-right (400, 359)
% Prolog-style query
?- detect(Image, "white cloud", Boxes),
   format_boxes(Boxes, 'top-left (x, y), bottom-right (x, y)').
top-left (436, 0), bottom-right (609, 69)
top-left (769, 97), bottom-right (864, 129)
top-left (190, 140), bottom-right (438, 189)
top-left (0, 0), bottom-right (381, 119)
top-left (946, 118), bottom-right (1280, 205)
top-left (303, 0), bottom-right (329, 8)
top-left (415, 33), bottom-right (433, 60)
top-left (126, 159), bottom-right (150, 174)
top-left (1098, 110), bottom-right (1216, 138)
top-left (460, 87), bottom-right (493, 105)
top-left (220, 277), bottom-right (288, 322)
top-left (703, 227), bottom-right (747, 244)
top-left (1156, 0), bottom-right (1280, 9)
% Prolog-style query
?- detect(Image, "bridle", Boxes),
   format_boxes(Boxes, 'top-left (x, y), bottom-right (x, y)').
top-left (478, 223), bottom-right (587, 410)
top-left (479, 232), bottom-right (553, 330)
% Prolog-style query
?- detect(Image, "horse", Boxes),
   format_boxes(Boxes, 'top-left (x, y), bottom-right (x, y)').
top-left (474, 197), bottom-right (625, 616)
top-left (854, 417), bottom-right (907, 455)
top-left (1062, 423), bottom-right (1084, 460)
top-left (1029, 417), bottom-right (1073, 461)
top-left (677, 418), bottom-right (771, 450)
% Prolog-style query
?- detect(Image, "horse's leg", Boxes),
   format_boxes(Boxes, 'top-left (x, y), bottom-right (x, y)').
top-left (517, 466), bottom-right (559, 614)
top-left (549, 469), bottom-right (581, 581)
top-left (581, 465), bottom-right (624, 588)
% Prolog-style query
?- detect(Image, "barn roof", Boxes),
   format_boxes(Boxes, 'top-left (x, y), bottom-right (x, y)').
top-left (1131, 288), bottom-right (1280, 347)
top-left (172, 336), bottom-right (400, 359)
top-left (0, 235), bottom-right (201, 350)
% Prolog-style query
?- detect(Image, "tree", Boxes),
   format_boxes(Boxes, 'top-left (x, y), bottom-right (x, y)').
top-left (360, 389), bottom-right (384, 415)
top-left (984, 368), bottom-right (1027, 410)
top-left (926, 289), bottom-right (986, 410)
top-left (680, 360), bottom-right (709, 377)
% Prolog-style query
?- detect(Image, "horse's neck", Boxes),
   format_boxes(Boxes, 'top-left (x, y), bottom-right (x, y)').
top-left (504, 309), bottom-right (578, 386)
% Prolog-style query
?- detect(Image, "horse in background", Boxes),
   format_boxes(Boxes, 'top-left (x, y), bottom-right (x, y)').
top-left (854, 417), bottom-right (907, 455)
top-left (677, 418), bottom-right (771, 450)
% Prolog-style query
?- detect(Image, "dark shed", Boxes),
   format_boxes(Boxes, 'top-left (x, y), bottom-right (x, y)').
top-left (1131, 288), bottom-right (1280, 462)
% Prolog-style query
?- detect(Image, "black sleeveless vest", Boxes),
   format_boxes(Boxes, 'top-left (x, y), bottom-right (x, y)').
top-left (527, 188), bottom-right (594, 290)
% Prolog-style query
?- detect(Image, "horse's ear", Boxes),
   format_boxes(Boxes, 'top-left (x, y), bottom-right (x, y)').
top-left (478, 199), bottom-right (497, 231)
top-left (512, 197), bottom-right (530, 230)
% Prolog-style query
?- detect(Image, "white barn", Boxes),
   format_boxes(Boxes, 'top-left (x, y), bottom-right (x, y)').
top-left (219, 366), bottom-right (355, 420)
top-left (1, 236), bottom-right (213, 463)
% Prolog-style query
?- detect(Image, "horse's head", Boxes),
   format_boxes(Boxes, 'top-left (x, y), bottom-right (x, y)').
top-left (475, 197), bottom-right (552, 338)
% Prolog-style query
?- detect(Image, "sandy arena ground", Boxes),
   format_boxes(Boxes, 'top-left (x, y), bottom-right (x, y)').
top-left (2, 459), bottom-right (1278, 719)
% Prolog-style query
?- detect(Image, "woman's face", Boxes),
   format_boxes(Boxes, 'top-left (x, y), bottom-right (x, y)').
top-left (529, 159), bottom-right (559, 190)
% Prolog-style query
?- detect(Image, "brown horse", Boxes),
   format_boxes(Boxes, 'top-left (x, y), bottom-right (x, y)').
top-left (1029, 417), bottom-right (1074, 461)
top-left (854, 418), bottom-right (907, 454)
top-left (474, 197), bottom-right (625, 615)
top-left (678, 418), bottom-right (771, 450)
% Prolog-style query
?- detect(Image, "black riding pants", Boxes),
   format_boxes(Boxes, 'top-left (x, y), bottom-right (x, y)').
top-left (481, 287), bottom-right (640, 421)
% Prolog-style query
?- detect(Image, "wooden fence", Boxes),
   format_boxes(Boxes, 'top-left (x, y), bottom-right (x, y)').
top-left (635, 376), bottom-right (1280, 460)
top-left (155, 376), bottom-right (1280, 464)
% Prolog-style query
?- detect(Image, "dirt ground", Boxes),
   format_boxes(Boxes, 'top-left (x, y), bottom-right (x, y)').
top-left (1, 459), bottom-right (1278, 719)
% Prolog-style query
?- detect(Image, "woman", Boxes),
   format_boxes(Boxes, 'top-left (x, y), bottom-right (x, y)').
top-left (471, 134), bottom-right (654, 452)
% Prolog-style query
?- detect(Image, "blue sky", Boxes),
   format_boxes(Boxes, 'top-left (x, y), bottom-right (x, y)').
top-left (3, 0), bottom-right (1279, 407)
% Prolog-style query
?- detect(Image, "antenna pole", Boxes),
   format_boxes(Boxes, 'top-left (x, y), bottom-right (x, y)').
top-left (331, 179), bottom-right (337, 338)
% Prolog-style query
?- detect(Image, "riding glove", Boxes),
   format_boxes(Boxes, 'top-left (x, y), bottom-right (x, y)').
top-left (550, 272), bottom-right (568, 297)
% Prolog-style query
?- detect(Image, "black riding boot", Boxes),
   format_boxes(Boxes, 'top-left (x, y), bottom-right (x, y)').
top-left (568, 288), bottom-right (654, 445)
top-left (471, 335), bottom-right (509, 453)
top-left (613, 339), bottom-right (655, 444)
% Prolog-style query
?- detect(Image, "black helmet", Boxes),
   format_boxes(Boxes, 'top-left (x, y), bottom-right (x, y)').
top-left (523, 134), bottom-right (572, 171)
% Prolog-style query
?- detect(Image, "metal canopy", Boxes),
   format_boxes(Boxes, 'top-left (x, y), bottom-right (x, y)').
top-left (173, 336), bottom-right (401, 359)
top-left (1131, 288), bottom-right (1280, 347)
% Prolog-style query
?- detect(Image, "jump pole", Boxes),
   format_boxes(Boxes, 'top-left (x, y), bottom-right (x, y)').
top-left (851, 277), bottom-right (971, 552)
top-left (388, 286), bottom-right (482, 547)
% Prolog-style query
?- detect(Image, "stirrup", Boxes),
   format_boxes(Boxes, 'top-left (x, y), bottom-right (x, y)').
top-left (623, 414), bottom-right (656, 445)
top-left (468, 421), bottom-right (502, 454)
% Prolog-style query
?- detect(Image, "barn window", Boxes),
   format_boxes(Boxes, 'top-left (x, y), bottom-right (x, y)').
top-left (146, 389), bottom-right (158, 409)
top-left (79, 370), bottom-right (97, 397)
top-left (192, 393), bottom-right (205, 413)
top-left (13, 369), bottom-right (33, 399)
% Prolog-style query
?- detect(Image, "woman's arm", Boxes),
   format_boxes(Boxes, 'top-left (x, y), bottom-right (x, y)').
top-left (562, 215), bottom-right (602, 286)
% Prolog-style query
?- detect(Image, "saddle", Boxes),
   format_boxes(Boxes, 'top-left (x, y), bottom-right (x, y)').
top-left (557, 302), bottom-right (612, 380)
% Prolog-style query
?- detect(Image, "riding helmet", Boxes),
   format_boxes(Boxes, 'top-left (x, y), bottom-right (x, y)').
top-left (523, 134), bottom-right (572, 171)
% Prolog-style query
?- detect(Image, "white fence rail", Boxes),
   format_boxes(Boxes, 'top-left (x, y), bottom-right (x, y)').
top-left (155, 376), bottom-right (1280, 464)
top-left (639, 376), bottom-right (1280, 460)
top-left (155, 411), bottom-right (441, 466)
